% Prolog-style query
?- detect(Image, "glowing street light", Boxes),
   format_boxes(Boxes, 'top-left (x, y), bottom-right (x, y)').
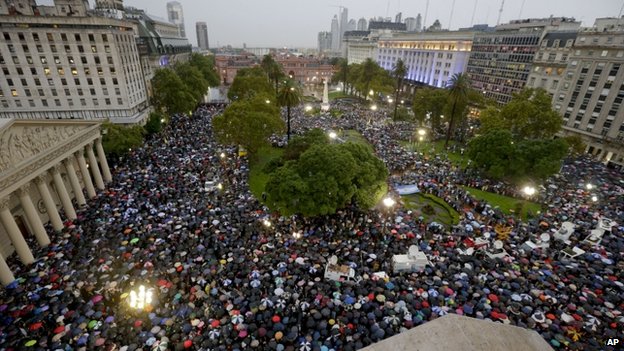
top-left (220, 152), bottom-right (226, 159)
top-left (370, 105), bottom-right (378, 111)
top-left (293, 231), bottom-right (302, 240)
top-left (383, 197), bottom-right (396, 208)
top-left (388, 98), bottom-right (394, 103)
top-left (328, 131), bottom-right (337, 140)
top-left (262, 219), bottom-right (271, 227)
top-left (305, 105), bottom-right (312, 112)
top-left (586, 183), bottom-right (594, 190)
top-left (265, 99), bottom-right (271, 104)
top-left (418, 129), bottom-right (426, 137)
top-left (591, 195), bottom-right (598, 202)
top-left (522, 186), bottom-right (536, 197)
top-left (128, 285), bottom-right (154, 310)
top-left (217, 183), bottom-right (223, 190)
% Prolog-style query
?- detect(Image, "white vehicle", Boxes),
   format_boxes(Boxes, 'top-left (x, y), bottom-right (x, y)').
top-left (559, 246), bottom-right (586, 260)
top-left (392, 245), bottom-right (432, 273)
top-left (583, 228), bottom-right (605, 246)
top-left (324, 256), bottom-right (361, 284)
top-left (554, 222), bottom-right (575, 243)
top-left (597, 217), bottom-right (616, 233)
top-left (485, 240), bottom-right (511, 260)
top-left (521, 233), bottom-right (551, 253)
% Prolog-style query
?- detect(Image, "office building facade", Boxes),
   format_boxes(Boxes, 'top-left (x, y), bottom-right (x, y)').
top-left (0, 11), bottom-right (149, 123)
top-left (555, 18), bottom-right (624, 167)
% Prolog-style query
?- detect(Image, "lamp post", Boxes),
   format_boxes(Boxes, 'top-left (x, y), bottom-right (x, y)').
top-left (370, 104), bottom-right (378, 111)
top-left (382, 196), bottom-right (396, 240)
top-left (522, 185), bottom-right (536, 198)
top-left (328, 131), bottom-right (337, 140)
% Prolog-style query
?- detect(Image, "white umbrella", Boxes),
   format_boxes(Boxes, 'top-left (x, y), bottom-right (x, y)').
top-left (208, 329), bottom-right (220, 339)
top-left (275, 299), bottom-right (286, 309)
top-left (231, 314), bottom-right (244, 324)
top-left (274, 288), bottom-right (284, 296)
top-left (299, 341), bottom-right (312, 351)
top-left (295, 257), bottom-right (305, 265)
top-left (299, 301), bottom-right (310, 311)
top-left (250, 279), bottom-right (261, 288)
top-left (261, 297), bottom-right (274, 308)
top-left (383, 315), bottom-right (400, 325)
top-left (212, 219), bottom-right (220, 225)
top-left (250, 270), bottom-right (261, 279)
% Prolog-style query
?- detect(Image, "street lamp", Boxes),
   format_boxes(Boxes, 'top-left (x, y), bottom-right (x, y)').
top-left (382, 196), bottom-right (395, 238)
top-left (262, 219), bottom-right (271, 228)
top-left (591, 195), bottom-right (598, 202)
top-left (128, 285), bottom-right (154, 311)
top-left (383, 197), bottom-right (395, 208)
top-left (217, 183), bottom-right (223, 190)
top-left (370, 105), bottom-right (378, 111)
top-left (522, 185), bottom-right (536, 197)
top-left (328, 131), bottom-right (337, 140)
top-left (265, 99), bottom-right (271, 104)
top-left (220, 152), bottom-right (226, 159)
top-left (388, 98), bottom-right (393, 103)
top-left (586, 183), bottom-right (594, 190)
top-left (305, 105), bottom-right (312, 112)
top-left (293, 231), bottom-right (302, 240)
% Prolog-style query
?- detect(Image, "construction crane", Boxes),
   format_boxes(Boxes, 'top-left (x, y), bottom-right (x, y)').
top-left (496, 0), bottom-right (505, 26)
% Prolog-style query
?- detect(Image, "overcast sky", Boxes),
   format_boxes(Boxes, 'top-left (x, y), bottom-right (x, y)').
top-left (121, 0), bottom-right (622, 48)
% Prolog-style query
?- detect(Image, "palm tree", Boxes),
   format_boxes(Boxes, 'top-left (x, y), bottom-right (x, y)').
top-left (360, 58), bottom-right (377, 100)
top-left (277, 79), bottom-right (302, 142)
top-left (392, 59), bottom-right (407, 120)
top-left (261, 54), bottom-right (284, 96)
top-left (445, 73), bottom-right (471, 148)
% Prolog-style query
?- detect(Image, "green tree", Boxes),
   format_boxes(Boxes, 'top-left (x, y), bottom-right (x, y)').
top-left (467, 129), bottom-right (516, 179)
top-left (227, 67), bottom-right (274, 101)
top-left (392, 59), bottom-right (407, 121)
top-left (151, 68), bottom-right (196, 115)
top-left (340, 142), bottom-right (388, 208)
top-left (277, 79), bottom-right (302, 142)
top-left (261, 54), bottom-right (284, 96)
top-left (265, 142), bottom-right (387, 217)
top-left (412, 88), bottom-right (447, 128)
top-left (212, 94), bottom-right (284, 155)
top-left (188, 53), bottom-right (220, 87)
top-left (283, 128), bottom-right (329, 160)
top-left (174, 62), bottom-right (209, 104)
top-left (330, 58), bottom-right (349, 93)
top-left (144, 111), bottom-right (165, 135)
top-left (102, 122), bottom-right (145, 157)
top-left (563, 135), bottom-right (586, 156)
top-left (445, 73), bottom-right (471, 147)
top-left (479, 88), bottom-right (562, 139)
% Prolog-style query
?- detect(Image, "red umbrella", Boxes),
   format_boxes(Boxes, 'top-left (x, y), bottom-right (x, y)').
top-left (28, 322), bottom-right (43, 331)
top-left (54, 326), bottom-right (65, 334)
top-left (488, 294), bottom-right (499, 303)
top-left (272, 315), bottom-right (281, 323)
top-left (210, 320), bottom-right (220, 328)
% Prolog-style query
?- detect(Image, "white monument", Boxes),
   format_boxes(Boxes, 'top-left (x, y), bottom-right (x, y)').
top-left (321, 80), bottom-right (330, 112)
top-left (392, 245), bottom-right (431, 273)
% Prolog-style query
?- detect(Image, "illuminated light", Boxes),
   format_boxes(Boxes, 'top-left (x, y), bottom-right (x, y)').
top-left (383, 197), bottom-right (395, 208)
top-left (328, 131), bottom-right (337, 139)
top-left (522, 186), bottom-right (536, 196)
top-left (370, 105), bottom-right (377, 111)
top-left (591, 195), bottom-right (598, 202)
top-left (220, 152), bottom-right (226, 159)
top-left (217, 183), bottom-right (223, 190)
top-left (128, 285), bottom-right (154, 310)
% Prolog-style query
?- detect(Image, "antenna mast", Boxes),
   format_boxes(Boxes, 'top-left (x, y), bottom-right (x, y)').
top-left (448, 0), bottom-right (456, 30)
top-left (470, 0), bottom-right (478, 26)
top-left (423, 0), bottom-right (429, 30)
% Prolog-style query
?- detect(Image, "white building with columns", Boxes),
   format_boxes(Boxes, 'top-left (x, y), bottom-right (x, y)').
top-left (0, 119), bottom-right (111, 285)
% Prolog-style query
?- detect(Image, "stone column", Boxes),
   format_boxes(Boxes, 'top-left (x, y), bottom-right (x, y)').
top-left (76, 151), bottom-right (96, 199)
top-left (35, 175), bottom-right (64, 231)
top-left (86, 143), bottom-right (105, 190)
top-left (52, 166), bottom-right (77, 220)
top-left (0, 197), bottom-right (35, 265)
top-left (0, 252), bottom-right (15, 286)
top-left (64, 157), bottom-right (86, 207)
top-left (17, 184), bottom-right (50, 247)
top-left (95, 138), bottom-right (112, 183)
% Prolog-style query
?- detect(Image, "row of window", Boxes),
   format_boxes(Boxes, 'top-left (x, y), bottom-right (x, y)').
top-left (6, 43), bottom-right (113, 55)
top-left (0, 97), bottom-right (125, 109)
top-left (2, 32), bottom-right (111, 44)
top-left (0, 86), bottom-right (122, 98)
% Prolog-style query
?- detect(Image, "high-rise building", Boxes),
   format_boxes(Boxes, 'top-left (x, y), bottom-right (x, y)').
top-left (466, 17), bottom-right (580, 104)
top-left (318, 31), bottom-right (332, 53)
top-left (95, 0), bottom-right (123, 10)
top-left (405, 17), bottom-right (417, 32)
top-left (347, 19), bottom-right (357, 32)
top-left (555, 18), bottom-right (624, 167)
top-left (339, 7), bottom-right (348, 51)
top-left (196, 21), bottom-right (209, 50)
top-left (166, 1), bottom-right (185, 38)
top-left (0, 1), bottom-right (149, 123)
top-left (415, 14), bottom-right (423, 32)
top-left (331, 15), bottom-right (340, 52)
top-left (357, 17), bottom-right (368, 31)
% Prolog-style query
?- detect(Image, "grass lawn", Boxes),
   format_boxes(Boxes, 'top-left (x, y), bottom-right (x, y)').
top-left (401, 193), bottom-right (460, 227)
top-left (461, 186), bottom-right (542, 220)
top-left (342, 130), bottom-right (372, 148)
top-left (400, 139), bottom-right (469, 168)
top-left (248, 146), bottom-right (284, 200)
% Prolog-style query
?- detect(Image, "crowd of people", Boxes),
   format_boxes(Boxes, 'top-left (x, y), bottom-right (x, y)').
top-left (0, 102), bottom-right (622, 351)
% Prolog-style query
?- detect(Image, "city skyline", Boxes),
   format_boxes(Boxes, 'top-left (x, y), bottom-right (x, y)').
top-left (123, 0), bottom-right (622, 48)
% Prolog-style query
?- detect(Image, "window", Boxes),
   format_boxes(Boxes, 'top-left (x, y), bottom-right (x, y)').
top-left (90, 88), bottom-right (96, 95)
top-left (16, 68), bottom-right (23, 75)
top-left (85, 68), bottom-right (90, 75)
top-left (7, 79), bottom-right (13, 86)
top-left (107, 56), bottom-right (113, 64)
top-left (25, 89), bottom-right (31, 97)
top-left (35, 79), bottom-right (41, 86)
top-left (15, 100), bottom-right (22, 108)
top-left (88, 34), bottom-right (95, 42)
top-left (601, 50), bottom-right (608, 57)
top-left (64, 88), bottom-right (70, 96)
top-left (44, 67), bottom-right (51, 75)
top-left (29, 100), bottom-right (35, 107)
top-left (57, 68), bottom-right (64, 75)
top-left (46, 33), bottom-right (54, 42)
top-left (11, 89), bottom-right (18, 97)
top-left (71, 68), bottom-right (78, 76)
top-left (80, 98), bottom-right (86, 106)
top-left (12, 56), bottom-right (19, 64)
top-left (105, 98), bottom-right (111, 105)
top-left (51, 88), bottom-right (57, 96)
top-left (75, 34), bottom-right (81, 41)
top-left (77, 88), bottom-right (83, 96)
top-left (87, 78), bottom-right (93, 85)
top-left (55, 99), bottom-right (61, 106)
top-left (117, 97), bottom-right (123, 105)
top-left (94, 56), bottom-right (100, 64)
top-left (42, 99), bottom-right (48, 107)
top-left (68, 99), bottom-right (73, 106)
top-left (102, 34), bottom-right (108, 42)
top-left (78, 45), bottom-right (84, 53)
top-left (50, 45), bottom-right (57, 53)
top-left (92, 98), bottom-right (99, 106)
top-left (68, 56), bottom-right (74, 64)
top-left (22, 44), bottom-right (29, 53)
top-left (91, 46), bottom-right (97, 53)
top-left (26, 56), bottom-right (33, 64)
top-left (61, 33), bottom-right (68, 41)
top-left (64, 45), bottom-right (71, 53)
top-left (36, 45), bottom-right (43, 53)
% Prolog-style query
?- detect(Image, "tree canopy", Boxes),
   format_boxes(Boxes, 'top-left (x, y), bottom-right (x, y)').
top-left (174, 62), bottom-right (209, 104)
top-left (479, 88), bottom-right (563, 140)
top-left (150, 68), bottom-right (196, 115)
top-left (102, 122), bottom-right (145, 157)
top-left (265, 131), bottom-right (388, 217)
top-left (212, 94), bottom-right (284, 155)
top-left (227, 67), bottom-right (275, 101)
top-left (261, 54), bottom-right (284, 96)
top-left (188, 53), bottom-right (220, 87)
top-left (277, 79), bottom-right (302, 141)
top-left (412, 88), bottom-right (448, 128)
